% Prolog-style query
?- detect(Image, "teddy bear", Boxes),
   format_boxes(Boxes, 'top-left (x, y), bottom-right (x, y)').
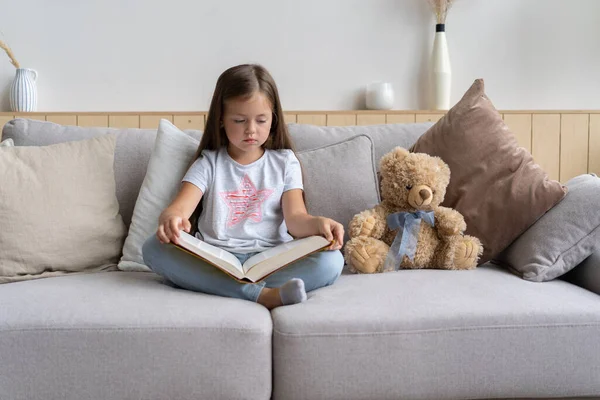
top-left (343, 146), bottom-right (482, 274)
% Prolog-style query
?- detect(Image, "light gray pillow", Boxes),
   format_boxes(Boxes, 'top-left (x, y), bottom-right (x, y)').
top-left (0, 138), bottom-right (14, 147)
top-left (296, 134), bottom-right (380, 244)
top-left (2, 118), bottom-right (202, 227)
top-left (119, 119), bottom-right (199, 272)
top-left (288, 122), bottom-right (433, 170)
top-left (497, 174), bottom-right (600, 282)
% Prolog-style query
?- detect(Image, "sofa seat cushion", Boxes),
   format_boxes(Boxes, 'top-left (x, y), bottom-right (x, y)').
top-left (272, 264), bottom-right (600, 400)
top-left (0, 271), bottom-right (272, 400)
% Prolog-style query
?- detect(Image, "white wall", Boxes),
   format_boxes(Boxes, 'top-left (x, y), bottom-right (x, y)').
top-left (0, 0), bottom-right (599, 112)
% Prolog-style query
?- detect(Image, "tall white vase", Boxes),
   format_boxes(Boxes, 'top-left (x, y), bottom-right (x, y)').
top-left (431, 24), bottom-right (451, 110)
top-left (9, 68), bottom-right (38, 112)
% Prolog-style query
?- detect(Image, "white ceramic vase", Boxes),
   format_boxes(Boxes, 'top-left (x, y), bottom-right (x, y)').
top-left (9, 68), bottom-right (38, 112)
top-left (431, 24), bottom-right (451, 110)
top-left (366, 82), bottom-right (394, 110)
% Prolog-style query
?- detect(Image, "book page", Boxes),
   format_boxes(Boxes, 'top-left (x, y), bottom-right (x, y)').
top-left (243, 236), bottom-right (331, 282)
top-left (176, 231), bottom-right (245, 280)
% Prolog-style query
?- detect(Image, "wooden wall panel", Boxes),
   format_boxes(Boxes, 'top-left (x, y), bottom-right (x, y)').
top-left (560, 114), bottom-right (589, 182)
top-left (109, 115), bottom-right (140, 128)
top-left (386, 114), bottom-right (415, 124)
top-left (14, 113), bottom-right (45, 121)
top-left (283, 114), bottom-right (297, 124)
top-left (326, 114), bottom-right (356, 126)
top-left (46, 115), bottom-right (77, 126)
top-left (296, 114), bottom-right (326, 126)
top-left (415, 113), bottom-right (443, 123)
top-left (1, 110), bottom-right (599, 183)
top-left (532, 114), bottom-right (561, 181)
top-left (504, 114), bottom-right (532, 153)
top-left (78, 115), bottom-right (109, 127)
top-left (140, 115), bottom-right (173, 129)
top-left (174, 115), bottom-right (204, 130)
top-left (589, 114), bottom-right (600, 176)
top-left (357, 114), bottom-right (386, 125)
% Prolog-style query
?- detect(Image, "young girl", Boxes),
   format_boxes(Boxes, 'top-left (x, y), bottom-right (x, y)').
top-left (142, 64), bottom-right (345, 309)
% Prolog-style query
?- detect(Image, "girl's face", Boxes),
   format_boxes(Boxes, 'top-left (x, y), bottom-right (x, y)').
top-left (222, 91), bottom-right (273, 163)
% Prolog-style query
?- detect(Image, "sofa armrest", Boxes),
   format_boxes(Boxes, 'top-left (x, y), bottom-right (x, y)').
top-left (563, 251), bottom-right (600, 295)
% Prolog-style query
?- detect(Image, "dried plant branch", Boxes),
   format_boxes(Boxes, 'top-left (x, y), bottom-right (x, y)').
top-left (427, 0), bottom-right (455, 24)
top-left (0, 40), bottom-right (20, 69)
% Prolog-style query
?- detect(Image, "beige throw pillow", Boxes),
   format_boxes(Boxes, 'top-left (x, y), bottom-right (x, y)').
top-left (0, 135), bottom-right (127, 283)
top-left (411, 79), bottom-right (567, 264)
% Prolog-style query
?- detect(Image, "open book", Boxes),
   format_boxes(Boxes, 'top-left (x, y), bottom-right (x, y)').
top-left (172, 231), bottom-right (333, 283)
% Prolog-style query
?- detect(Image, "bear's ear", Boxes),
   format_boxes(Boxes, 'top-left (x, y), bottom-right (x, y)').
top-left (392, 146), bottom-right (410, 160)
top-left (379, 146), bottom-right (409, 170)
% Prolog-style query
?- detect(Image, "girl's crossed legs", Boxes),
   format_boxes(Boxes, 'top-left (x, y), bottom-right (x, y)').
top-left (142, 235), bottom-right (344, 308)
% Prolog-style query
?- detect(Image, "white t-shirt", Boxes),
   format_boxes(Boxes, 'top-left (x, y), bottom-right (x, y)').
top-left (182, 147), bottom-right (304, 253)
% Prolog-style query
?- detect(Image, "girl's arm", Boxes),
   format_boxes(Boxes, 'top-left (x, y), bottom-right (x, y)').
top-left (157, 182), bottom-right (203, 245)
top-left (282, 189), bottom-right (344, 250)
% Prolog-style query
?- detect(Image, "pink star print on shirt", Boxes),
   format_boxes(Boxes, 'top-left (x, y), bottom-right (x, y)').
top-left (220, 174), bottom-right (274, 227)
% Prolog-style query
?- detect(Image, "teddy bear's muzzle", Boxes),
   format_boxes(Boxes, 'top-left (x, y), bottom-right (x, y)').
top-left (408, 185), bottom-right (433, 208)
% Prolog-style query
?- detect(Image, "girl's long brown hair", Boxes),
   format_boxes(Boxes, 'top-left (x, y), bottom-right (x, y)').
top-left (189, 64), bottom-right (296, 232)
top-left (194, 64), bottom-right (294, 158)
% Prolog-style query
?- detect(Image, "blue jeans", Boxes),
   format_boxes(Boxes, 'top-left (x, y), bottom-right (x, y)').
top-left (142, 235), bottom-right (344, 302)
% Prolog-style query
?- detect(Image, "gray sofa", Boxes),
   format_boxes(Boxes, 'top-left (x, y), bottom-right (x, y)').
top-left (2, 119), bottom-right (600, 400)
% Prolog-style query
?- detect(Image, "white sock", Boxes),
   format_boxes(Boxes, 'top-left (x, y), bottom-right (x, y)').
top-left (279, 278), bottom-right (307, 305)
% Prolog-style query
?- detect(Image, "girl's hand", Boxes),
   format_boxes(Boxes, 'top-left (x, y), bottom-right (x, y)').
top-left (157, 210), bottom-right (192, 245)
top-left (315, 217), bottom-right (344, 251)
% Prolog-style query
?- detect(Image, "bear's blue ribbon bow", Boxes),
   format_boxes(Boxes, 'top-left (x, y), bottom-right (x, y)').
top-left (383, 211), bottom-right (435, 271)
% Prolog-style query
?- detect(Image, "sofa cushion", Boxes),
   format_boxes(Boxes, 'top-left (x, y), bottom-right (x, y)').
top-left (288, 122), bottom-right (433, 168)
top-left (272, 265), bottom-right (600, 400)
top-left (0, 138), bottom-right (13, 146)
top-left (296, 134), bottom-right (380, 244)
top-left (498, 174), bottom-right (600, 282)
top-left (563, 251), bottom-right (600, 296)
top-left (119, 119), bottom-right (199, 272)
top-left (410, 79), bottom-right (567, 264)
top-left (0, 135), bottom-right (127, 283)
top-left (0, 271), bottom-right (272, 400)
top-left (1, 118), bottom-right (202, 227)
